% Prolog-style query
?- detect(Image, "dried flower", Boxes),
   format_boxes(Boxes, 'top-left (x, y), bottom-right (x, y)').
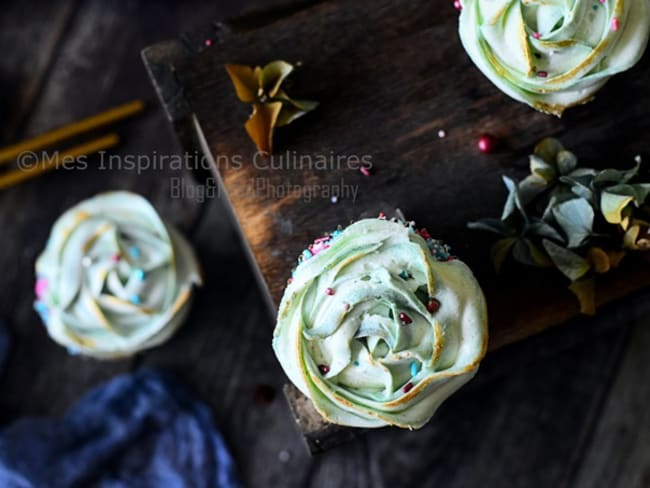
top-left (469, 138), bottom-right (650, 314)
top-left (225, 61), bottom-right (318, 153)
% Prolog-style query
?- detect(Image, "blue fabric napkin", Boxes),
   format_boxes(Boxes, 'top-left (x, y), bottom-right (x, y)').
top-left (0, 369), bottom-right (240, 488)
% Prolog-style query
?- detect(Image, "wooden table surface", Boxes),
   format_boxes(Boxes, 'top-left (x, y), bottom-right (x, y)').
top-left (0, 1), bottom-right (649, 487)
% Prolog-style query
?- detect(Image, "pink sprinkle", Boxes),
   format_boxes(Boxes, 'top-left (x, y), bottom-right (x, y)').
top-left (600, 0), bottom-right (605, 3)
top-left (453, 0), bottom-right (462, 10)
top-left (318, 365), bottom-right (330, 375)
top-left (311, 240), bottom-right (330, 256)
top-left (419, 228), bottom-right (432, 240)
top-left (111, 254), bottom-right (121, 263)
top-left (360, 165), bottom-right (372, 177)
top-left (533, 32), bottom-right (540, 39)
top-left (378, 212), bottom-right (386, 219)
top-left (537, 71), bottom-right (548, 78)
top-left (326, 287), bottom-right (335, 296)
top-left (314, 236), bottom-right (331, 244)
top-left (35, 278), bottom-right (48, 299)
top-left (403, 382), bottom-right (414, 393)
top-left (611, 18), bottom-right (620, 31)
top-left (204, 39), bottom-right (212, 47)
top-left (288, 278), bottom-right (293, 284)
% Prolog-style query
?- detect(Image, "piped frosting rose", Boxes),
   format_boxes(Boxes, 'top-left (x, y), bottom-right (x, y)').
top-left (273, 218), bottom-right (488, 429)
top-left (459, 0), bottom-right (650, 116)
top-left (34, 192), bottom-right (202, 359)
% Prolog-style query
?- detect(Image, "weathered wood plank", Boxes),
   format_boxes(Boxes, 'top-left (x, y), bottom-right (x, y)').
top-left (571, 318), bottom-right (650, 488)
top-left (144, 0), bottom-right (650, 354)
top-left (0, 0), bottom-right (77, 143)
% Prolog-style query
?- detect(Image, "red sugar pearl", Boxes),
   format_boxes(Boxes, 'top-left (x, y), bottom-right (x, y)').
top-left (326, 287), bottom-right (335, 296)
top-left (403, 382), bottom-right (414, 393)
top-left (318, 365), bottom-right (330, 375)
top-left (399, 312), bottom-right (413, 325)
top-left (453, 0), bottom-right (462, 10)
top-left (478, 134), bottom-right (498, 154)
top-left (427, 298), bottom-right (441, 314)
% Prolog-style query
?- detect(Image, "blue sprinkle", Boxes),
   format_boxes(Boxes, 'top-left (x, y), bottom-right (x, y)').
top-left (67, 347), bottom-right (81, 356)
top-left (331, 230), bottom-right (342, 239)
top-left (129, 246), bottom-right (141, 258)
top-left (399, 270), bottom-right (411, 280)
top-left (134, 269), bottom-right (146, 281)
top-left (410, 362), bottom-right (419, 377)
top-left (302, 249), bottom-right (313, 259)
top-left (34, 302), bottom-right (49, 320)
top-left (354, 360), bottom-right (359, 366)
top-left (130, 295), bottom-right (141, 305)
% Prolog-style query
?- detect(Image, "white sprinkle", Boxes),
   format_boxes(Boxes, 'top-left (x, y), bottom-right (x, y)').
top-left (278, 450), bottom-right (291, 463)
top-left (635, 155), bottom-right (642, 164)
top-left (437, 129), bottom-right (447, 139)
top-left (331, 196), bottom-right (339, 204)
top-left (82, 256), bottom-right (93, 267)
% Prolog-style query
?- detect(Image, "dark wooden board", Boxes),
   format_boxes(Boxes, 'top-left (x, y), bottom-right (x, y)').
top-left (143, 0), bottom-right (650, 352)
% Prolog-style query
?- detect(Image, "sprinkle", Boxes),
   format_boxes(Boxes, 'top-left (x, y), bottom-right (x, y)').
top-left (478, 134), bottom-right (498, 153)
top-left (427, 298), bottom-right (441, 314)
top-left (378, 212), bottom-right (386, 219)
top-left (399, 270), bottom-right (412, 280)
top-left (326, 287), bottom-right (335, 296)
top-left (612, 17), bottom-right (620, 31)
top-left (302, 249), bottom-right (313, 259)
top-left (419, 228), bottom-right (432, 240)
top-left (82, 256), bottom-right (93, 267)
top-left (318, 365), bottom-right (330, 375)
top-left (287, 277), bottom-right (293, 284)
top-left (111, 254), bottom-right (121, 263)
top-left (403, 382), bottom-right (414, 393)
top-left (129, 246), bottom-right (141, 258)
top-left (331, 230), bottom-right (343, 239)
top-left (204, 39), bottom-right (213, 47)
top-left (360, 165), bottom-right (372, 177)
top-left (453, 0), bottom-right (462, 10)
top-left (34, 301), bottom-right (49, 320)
top-left (399, 312), bottom-right (413, 325)
top-left (331, 196), bottom-right (339, 204)
top-left (354, 360), bottom-right (360, 366)
top-left (35, 278), bottom-right (49, 299)
top-left (437, 129), bottom-right (447, 138)
top-left (130, 295), bottom-right (141, 305)
top-left (537, 71), bottom-right (548, 78)
top-left (635, 155), bottom-right (642, 164)
top-left (533, 32), bottom-right (540, 39)
top-left (134, 269), bottom-right (146, 281)
top-left (410, 362), bottom-right (419, 377)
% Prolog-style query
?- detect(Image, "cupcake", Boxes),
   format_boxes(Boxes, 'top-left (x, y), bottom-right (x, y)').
top-left (273, 217), bottom-right (488, 429)
top-left (459, 0), bottom-right (650, 116)
top-left (34, 192), bottom-right (202, 359)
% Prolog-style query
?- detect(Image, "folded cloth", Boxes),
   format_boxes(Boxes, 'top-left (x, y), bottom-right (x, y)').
top-left (0, 320), bottom-right (9, 377)
top-left (0, 370), bottom-right (240, 488)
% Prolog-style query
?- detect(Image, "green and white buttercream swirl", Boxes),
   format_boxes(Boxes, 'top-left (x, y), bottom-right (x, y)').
top-left (34, 192), bottom-right (202, 359)
top-left (273, 218), bottom-right (488, 429)
top-left (459, 0), bottom-right (650, 116)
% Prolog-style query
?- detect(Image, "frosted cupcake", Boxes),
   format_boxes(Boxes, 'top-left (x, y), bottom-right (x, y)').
top-left (459, 0), bottom-right (650, 116)
top-left (34, 192), bottom-right (202, 359)
top-left (273, 217), bottom-right (488, 429)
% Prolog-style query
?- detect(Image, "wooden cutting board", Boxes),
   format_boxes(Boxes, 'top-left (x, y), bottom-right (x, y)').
top-left (142, 0), bottom-right (650, 353)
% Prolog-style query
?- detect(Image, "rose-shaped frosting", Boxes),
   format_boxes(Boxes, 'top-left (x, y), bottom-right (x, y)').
top-left (273, 218), bottom-right (488, 429)
top-left (459, 0), bottom-right (650, 116)
top-left (34, 192), bottom-right (202, 359)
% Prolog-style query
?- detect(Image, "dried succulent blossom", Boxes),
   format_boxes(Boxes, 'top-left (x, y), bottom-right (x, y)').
top-left (225, 60), bottom-right (318, 154)
top-left (469, 138), bottom-right (650, 314)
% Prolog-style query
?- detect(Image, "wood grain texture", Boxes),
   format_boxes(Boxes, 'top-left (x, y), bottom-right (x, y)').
top-left (146, 0), bottom-right (650, 352)
top-left (571, 319), bottom-right (650, 488)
